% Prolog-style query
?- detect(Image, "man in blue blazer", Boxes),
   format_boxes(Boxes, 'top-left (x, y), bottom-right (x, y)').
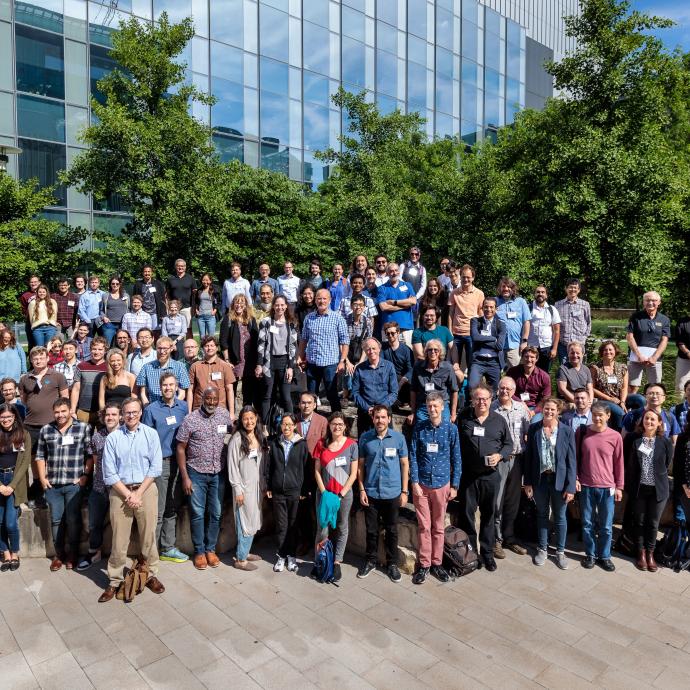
top-left (469, 298), bottom-right (506, 395)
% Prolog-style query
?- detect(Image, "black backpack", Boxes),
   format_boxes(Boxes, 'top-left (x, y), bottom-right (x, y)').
top-left (442, 526), bottom-right (479, 577)
top-left (515, 493), bottom-right (538, 544)
top-left (655, 521), bottom-right (690, 571)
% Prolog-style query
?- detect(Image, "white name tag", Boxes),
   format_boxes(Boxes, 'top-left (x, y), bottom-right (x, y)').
top-left (165, 416), bottom-right (176, 426)
top-left (520, 392), bottom-right (530, 401)
top-left (481, 329), bottom-right (491, 337)
top-left (149, 286), bottom-right (156, 292)
top-left (67, 300), bottom-right (75, 307)
top-left (507, 311), bottom-right (518, 319)
top-left (571, 310), bottom-right (581, 317)
top-left (249, 449), bottom-right (258, 459)
top-left (407, 267), bottom-right (418, 277)
top-left (217, 425), bottom-right (228, 434)
top-left (607, 376), bottom-right (617, 384)
top-left (426, 443), bottom-right (438, 453)
top-left (425, 382), bottom-right (435, 392)
top-left (335, 456), bottom-right (347, 467)
top-left (473, 426), bottom-right (485, 437)
top-left (62, 435), bottom-right (74, 446)
top-left (269, 325), bottom-right (279, 334)
top-left (639, 445), bottom-right (653, 458)
top-left (385, 447), bottom-right (397, 457)
top-left (211, 371), bottom-right (222, 381)
top-left (12, 445), bottom-right (24, 452)
top-left (399, 285), bottom-right (408, 292)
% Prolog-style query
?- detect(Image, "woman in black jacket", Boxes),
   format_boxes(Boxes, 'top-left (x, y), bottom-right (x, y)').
top-left (265, 414), bottom-right (309, 574)
top-left (625, 410), bottom-right (673, 572)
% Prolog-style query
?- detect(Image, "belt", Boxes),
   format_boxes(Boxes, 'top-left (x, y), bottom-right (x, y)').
top-left (0, 466), bottom-right (15, 473)
top-left (162, 455), bottom-right (173, 461)
top-left (124, 483), bottom-right (141, 490)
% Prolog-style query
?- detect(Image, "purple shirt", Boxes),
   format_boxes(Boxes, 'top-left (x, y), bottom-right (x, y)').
top-left (506, 365), bottom-right (551, 411)
top-left (176, 407), bottom-right (233, 474)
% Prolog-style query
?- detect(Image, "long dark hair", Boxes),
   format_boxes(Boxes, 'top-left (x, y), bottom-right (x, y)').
top-left (0, 404), bottom-right (26, 453)
top-left (269, 295), bottom-right (297, 326)
top-left (324, 411), bottom-right (348, 446)
top-left (237, 405), bottom-right (266, 456)
top-left (199, 273), bottom-right (216, 298)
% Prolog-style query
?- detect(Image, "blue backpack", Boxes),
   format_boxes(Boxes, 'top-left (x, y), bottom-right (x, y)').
top-left (313, 539), bottom-right (335, 583)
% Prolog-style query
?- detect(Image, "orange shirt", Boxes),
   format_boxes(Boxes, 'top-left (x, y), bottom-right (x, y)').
top-left (188, 359), bottom-right (236, 410)
top-left (449, 287), bottom-right (485, 336)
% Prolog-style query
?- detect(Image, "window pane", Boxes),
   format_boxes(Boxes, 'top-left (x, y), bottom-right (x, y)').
top-left (435, 111), bottom-right (453, 138)
top-left (260, 91), bottom-right (289, 145)
top-left (18, 94), bottom-right (65, 142)
top-left (435, 73), bottom-right (452, 114)
top-left (262, 0), bottom-right (288, 11)
top-left (376, 49), bottom-right (396, 96)
top-left (211, 78), bottom-right (244, 136)
top-left (16, 24), bottom-right (65, 100)
top-left (93, 213), bottom-right (130, 237)
top-left (260, 56), bottom-right (289, 95)
top-left (484, 68), bottom-right (500, 127)
top-left (211, 41), bottom-right (243, 83)
top-left (462, 21), bottom-right (479, 62)
top-left (259, 5), bottom-right (289, 62)
top-left (64, 39), bottom-right (88, 106)
top-left (303, 71), bottom-right (329, 106)
top-left (377, 20), bottom-right (396, 54)
top-left (0, 21), bottom-right (11, 91)
top-left (376, 0), bottom-right (395, 26)
top-left (261, 141), bottom-right (289, 175)
top-left (462, 0), bottom-right (477, 25)
top-left (484, 30), bottom-right (500, 72)
top-left (65, 104), bottom-right (87, 146)
top-left (67, 147), bottom-right (91, 209)
top-left (342, 37), bottom-right (366, 88)
top-left (407, 34), bottom-right (425, 65)
top-left (18, 137), bottom-right (67, 205)
top-left (303, 0), bottom-right (328, 27)
top-left (213, 132), bottom-right (244, 163)
top-left (407, 0), bottom-right (426, 39)
top-left (88, 3), bottom-right (129, 48)
top-left (436, 7), bottom-right (453, 50)
top-left (506, 41), bottom-right (520, 81)
top-left (0, 91), bottom-right (13, 134)
top-left (15, 0), bottom-right (64, 33)
top-left (342, 6), bottom-right (364, 42)
top-left (192, 36), bottom-right (209, 75)
top-left (303, 22), bottom-right (330, 75)
top-left (210, 0), bottom-right (243, 46)
top-left (304, 151), bottom-right (327, 190)
top-left (303, 101), bottom-right (329, 151)
top-left (407, 60), bottom-right (426, 107)
top-left (154, 0), bottom-right (192, 23)
top-left (485, 7), bottom-right (501, 36)
top-left (64, 0), bottom-right (86, 42)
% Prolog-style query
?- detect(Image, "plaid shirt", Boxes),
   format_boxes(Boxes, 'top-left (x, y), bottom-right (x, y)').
top-left (490, 400), bottom-right (531, 455)
top-left (553, 297), bottom-right (591, 346)
top-left (136, 358), bottom-right (190, 403)
top-left (53, 360), bottom-right (78, 388)
top-left (301, 309), bottom-right (349, 367)
top-left (36, 420), bottom-right (92, 485)
top-left (51, 292), bottom-right (79, 329)
top-left (121, 310), bottom-right (153, 342)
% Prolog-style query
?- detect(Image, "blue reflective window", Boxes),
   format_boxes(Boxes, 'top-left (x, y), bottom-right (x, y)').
top-left (262, 0), bottom-right (289, 11)
top-left (260, 5), bottom-right (289, 62)
top-left (507, 19), bottom-right (521, 47)
top-left (436, 47), bottom-right (453, 78)
top-left (15, 0), bottom-right (64, 33)
top-left (507, 41), bottom-right (520, 81)
top-left (435, 73), bottom-right (453, 114)
top-left (15, 24), bottom-right (65, 100)
top-left (376, 93), bottom-right (397, 115)
top-left (213, 132), bottom-right (244, 163)
top-left (462, 0), bottom-right (478, 25)
top-left (376, 49), bottom-right (396, 96)
top-left (407, 60), bottom-right (426, 107)
top-left (303, 101), bottom-right (329, 151)
top-left (211, 78), bottom-right (245, 136)
top-left (408, 34), bottom-right (426, 65)
top-left (342, 6), bottom-right (365, 42)
top-left (461, 80), bottom-right (477, 123)
top-left (461, 119), bottom-right (477, 145)
top-left (303, 0), bottom-right (329, 27)
top-left (342, 36), bottom-right (366, 88)
top-left (260, 91), bottom-right (289, 144)
top-left (303, 22), bottom-right (330, 75)
top-left (485, 8), bottom-right (501, 36)
top-left (211, 41), bottom-right (243, 83)
top-left (303, 71), bottom-right (330, 106)
top-left (484, 30), bottom-right (500, 72)
top-left (90, 44), bottom-right (116, 106)
top-left (377, 21), bottom-right (396, 54)
top-left (210, 0), bottom-right (243, 47)
top-left (18, 137), bottom-right (67, 205)
top-left (484, 68), bottom-right (500, 126)
top-left (407, 0), bottom-right (426, 39)
top-left (261, 141), bottom-right (289, 175)
top-left (343, 0), bottom-right (365, 12)
top-left (304, 151), bottom-right (327, 189)
top-left (260, 56), bottom-right (289, 95)
top-left (18, 94), bottom-right (65, 142)
top-left (436, 7), bottom-right (453, 50)
top-left (506, 77), bottom-right (520, 107)
top-left (376, 0), bottom-right (396, 27)
top-left (154, 0), bottom-right (192, 23)
top-left (462, 21), bottom-right (478, 61)
top-left (435, 111), bottom-right (454, 139)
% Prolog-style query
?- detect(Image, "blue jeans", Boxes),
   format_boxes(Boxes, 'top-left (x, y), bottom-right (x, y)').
top-left (580, 485), bottom-right (615, 559)
top-left (604, 402), bottom-right (625, 431)
top-left (454, 335), bottom-right (473, 375)
top-left (32, 325), bottom-right (57, 347)
top-left (625, 393), bottom-right (646, 411)
top-left (235, 505), bottom-right (254, 561)
top-left (88, 489), bottom-right (109, 552)
top-left (533, 473), bottom-right (567, 551)
top-left (307, 362), bottom-right (340, 411)
top-left (45, 483), bottom-right (82, 556)
top-left (469, 358), bottom-right (501, 395)
top-left (99, 322), bottom-right (119, 346)
top-left (197, 314), bottom-right (216, 338)
top-left (187, 467), bottom-right (225, 555)
top-left (0, 469), bottom-right (19, 553)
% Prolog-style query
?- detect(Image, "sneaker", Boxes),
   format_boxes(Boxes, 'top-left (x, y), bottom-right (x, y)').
top-left (581, 555), bottom-right (596, 569)
top-left (598, 558), bottom-right (616, 572)
top-left (357, 561), bottom-right (376, 579)
top-left (77, 550), bottom-right (101, 571)
top-left (286, 556), bottom-right (298, 572)
top-left (412, 566), bottom-right (429, 585)
top-left (387, 564), bottom-right (402, 583)
top-left (533, 548), bottom-right (547, 567)
top-left (555, 552), bottom-right (569, 570)
top-left (494, 542), bottom-right (506, 559)
top-left (332, 563), bottom-right (342, 582)
top-left (273, 556), bottom-right (285, 573)
top-left (430, 565), bottom-right (450, 583)
top-left (160, 548), bottom-right (189, 563)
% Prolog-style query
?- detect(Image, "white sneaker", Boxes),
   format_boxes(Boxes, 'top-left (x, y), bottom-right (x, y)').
top-left (555, 552), bottom-right (569, 570)
top-left (533, 548), bottom-right (547, 566)
top-left (286, 556), bottom-right (298, 572)
top-left (273, 556), bottom-right (285, 572)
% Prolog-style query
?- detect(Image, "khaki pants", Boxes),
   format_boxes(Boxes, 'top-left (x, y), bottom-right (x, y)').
top-left (107, 484), bottom-right (159, 586)
top-left (505, 348), bottom-right (521, 368)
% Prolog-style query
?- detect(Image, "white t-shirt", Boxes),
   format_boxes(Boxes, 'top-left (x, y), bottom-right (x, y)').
top-left (278, 275), bottom-right (301, 303)
top-left (528, 302), bottom-right (562, 349)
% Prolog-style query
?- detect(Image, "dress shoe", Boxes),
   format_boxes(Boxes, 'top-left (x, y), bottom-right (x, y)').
top-left (504, 542), bottom-right (528, 555)
top-left (50, 557), bottom-right (63, 572)
top-left (646, 549), bottom-right (658, 572)
top-left (146, 577), bottom-right (165, 594)
top-left (483, 556), bottom-right (497, 572)
top-left (581, 555), bottom-right (596, 569)
top-left (98, 586), bottom-right (118, 603)
top-left (246, 554), bottom-right (262, 562)
top-left (597, 558), bottom-right (616, 572)
top-left (193, 553), bottom-right (208, 570)
top-left (494, 542), bottom-right (506, 559)
top-left (206, 551), bottom-right (220, 568)
top-left (233, 559), bottom-right (258, 571)
top-left (636, 549), bottom-right (648, 571)
top-left (9, 558), bottom-right (20, 572)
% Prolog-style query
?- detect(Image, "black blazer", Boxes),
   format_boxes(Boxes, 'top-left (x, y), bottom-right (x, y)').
top-left (470, 316), bottom-right (506, 369)
top-left (524, 422), bottom-right (577, 493)
top-left (219, 315), bottom-right (258, 369)
top-left (265, 436), bottom-right (309, 496)
top-left (624, 433), bottom-right (672, 502)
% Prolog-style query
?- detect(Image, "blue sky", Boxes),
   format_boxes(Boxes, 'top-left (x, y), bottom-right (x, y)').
top-left (629, 1), bottom-right (690, 52)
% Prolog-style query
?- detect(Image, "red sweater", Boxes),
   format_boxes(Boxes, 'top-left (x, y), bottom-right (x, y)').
top-left (577, 427), bottom-right (624, 489)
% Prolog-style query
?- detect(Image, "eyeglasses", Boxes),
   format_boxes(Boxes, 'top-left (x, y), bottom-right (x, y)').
top-left (0, 416), bottom-right (14, 422)
top-left (384, 331), bottom-right (398, 336)
top-left (426, 348), bottom-right (440, 352)
top-left (475, 397), bottom-right (491, 403)
top-left (330, 422), bottom-right (346, 428)
top-left (376, 260), bottom-right (387, 264)
top-left (110, 281), bottom-right (120, 286)
top-left (124, 411), bottom-right (140, 416)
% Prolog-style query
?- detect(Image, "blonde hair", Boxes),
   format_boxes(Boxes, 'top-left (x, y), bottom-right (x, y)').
top-left (105, 349), bottom-right (126, 390)
top-left (229, 293), bottom-right (255, 326)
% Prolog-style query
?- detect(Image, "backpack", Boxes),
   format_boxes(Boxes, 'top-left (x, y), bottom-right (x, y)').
top-left (442, 526), bottom-right (479, 577)
top-left (313, 538), bottom-right (335, 584)
top-left (116, 559), bottom-right (150, 602)
top-left (655, 521), bottom-right (690, 572)
top-left (267, 402), bottom-right (285, 436)
top-left (515, 493), bottom-right (538, 543)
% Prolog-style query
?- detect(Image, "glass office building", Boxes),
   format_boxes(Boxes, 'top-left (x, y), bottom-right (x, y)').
top-left (0, 0), bottom-right (568, 238)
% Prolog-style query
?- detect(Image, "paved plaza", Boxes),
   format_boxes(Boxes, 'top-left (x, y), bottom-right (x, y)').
top-left (1, 536), bottom-right (689, 690)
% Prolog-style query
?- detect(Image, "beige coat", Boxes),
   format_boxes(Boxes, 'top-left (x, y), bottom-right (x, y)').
top-left (227, 432), bottom-right (265, 537)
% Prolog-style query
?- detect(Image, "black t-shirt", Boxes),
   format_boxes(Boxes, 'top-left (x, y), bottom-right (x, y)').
top-left (676, 317), bottom-right (690, 361)
top-left (165, 274), bottom-right (196, 308)
top-left (627, 310), bottom-right (671, 349)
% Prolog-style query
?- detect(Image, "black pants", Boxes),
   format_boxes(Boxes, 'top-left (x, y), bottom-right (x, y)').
top-left (260, 355), bottom-right (293, 425)
top-left (364, 497), bottom-right (399, 566)
top-left (396, 378), bottom-right (410, 406)
top-left (497, 454), bottom-right (523, 545)
top-left (460, 470), bottom-right (501, 557)
top-left (633, 485), bottom-right (666, 551)
top-left (296, 492), bottom-right (316, 551)
top-left (357, 408), bottom-right (374, 436)
top-left (537, 347), bottom-right (554, 373)
top-left (272, 492), bottom-right (300, 558)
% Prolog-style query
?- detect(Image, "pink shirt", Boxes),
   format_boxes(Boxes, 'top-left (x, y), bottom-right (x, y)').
top-left (577, 427), bottom-right (624, 489)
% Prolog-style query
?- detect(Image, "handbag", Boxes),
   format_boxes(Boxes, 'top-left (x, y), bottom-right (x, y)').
top-left (116, 559), bottom-right (150, 602)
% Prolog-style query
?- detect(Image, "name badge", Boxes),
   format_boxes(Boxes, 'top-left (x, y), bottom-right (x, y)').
top-left (473, 426), bottom-right (485, 437)
top-left (507, 311), bottom-right (518, 319)
top-left (211, 371), bottom-right (222, 381)
top-left (520, 392), bottom-right (530, 401)
top-left (607, 375), bottom-right (618, 384)
top-left (407, 267), bottom-right (418, 277)
top-left (249, 449), bottom-right (258, 459)
top-left (67, 300), bottom-right (75, 307)
top-left (149, 286), bottom-right (156, 293)
top-left (639, 445), bottom-right (653, 457)
top-left (12, 445), bottom-right (24, 452)
top-left (480, 328), bottom-right (491, 336)
top-left (62, 435), bottom-right (74, 446)
top-left (426, 443), bottom-right (438, 453)
top-left (571, 310), bottom-right (581, 317)
top-left (385, 447), bottom-right (397, 457)
top-left (609, 487), bottom-right (615, 497)
top-left (165, 416), bottom-right (176, 426)
top-left (425, 382), bottom-right (435, 392)
top-left (217, 425), bottom-right (228, 434)
top-left (399, 285), bottom-right (408, 292)
top-left (269, 325), bottom-right (279, 334)
top-left (335, 456), bottom-right (347, 467)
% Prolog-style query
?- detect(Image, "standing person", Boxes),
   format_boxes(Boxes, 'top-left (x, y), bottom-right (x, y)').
top-left (373, 255), bottom-right (389, 286)
top-left (73, 323), bottom-right (92, 362)
top-left (417, 278), bottom-right (447, 327)
top-left (98, 348), bottom-right (135, 409)
top-left (408, 340), bottom-right (458, 425)
top-left (436, 257), bottom-right (454, 290)
top-left (556, 341), bottom-right (594, 403)
top-left (221, 262), bottom-right (252, 316)
top-left (675, 313), bottom-right (690, 394)
top-left (381, 322), bottom-right (414, 408)
top-left (125, 327), bottom-right (156, 378)
top-left (458, 384), bottom-right (512, 571)
top-left (182, 339), bottom-right (201, 372)
top-left (77, 275), bottom-right (104, 337)
top-left (299, 259), bottom-right (324, 294)
top-left (357, 405), bottom-right (409, 582)
top-left (528, 284), bottom-right (561, 372)
top-left (165, 258), bottom-right (196, 339)
top-left (98, 275), bottom-right (130, 346)
top-left (188, 336), bottom-right (235, 414)
top-left (554, 278), bottom-right (591, 365)
top-left (297, 289), bottom-right (349, 413)
top-left (132, 264), bottom-right (166, 335)
top-left (250, 263), bottom-right (280, 305)
top-left (35, 397), bottom-right (91, 571)
top-left (409, 393), bottom-right (461, 584)
top-left (469, 297), bottom-right (506, 395)
top-left (253, 285), bottom-right (274, 322)
top-left (277, 261), bottom-right (300, 307)
top-left (266, 414), bottom-right (309, 573)
top-left (523, 398), bottom-right (577, 568)
top-left (624, 410), bottom-right (673, 572)
top-left (78, 403), bottom-right (121, 571)
top-left (491, 377), bottom-right (531, 558)
top-left (622, 383), bottom-right (680, 441)
top-left (0, 404), bottom-right (31, 572)
top-left (114, 330), bottom-right (133, 357)
top-left (176, 386), bottom-right (232, 570)
top-left (29, 284), bottom-right (58, 347)
top-left (19, 274), bottom-right (40, 349)
top-left (626, 291), bottom-right (671, 395)
top-left (313, 412), bottom-right (359, 582)
top-left (141, 373), bottom-right (189, 564)
top-left (2, 379), bottom-right (26, 420)
top-left (325, 263), bottom-right (350, 312)
top-left (506, 346), bottom-right (551, 419)
top-left (448, 264), bottom-right (484, 376)
top-left (348, 254), bottom-right (369, 282)
top-left (590, 340), bottom-right (629, 431)
top-left (51, 277), bottom-right (79, 338)
top-left (577, 403), bottom-right (624, 572)
top-left (161, 300), bottom-right (188, 360)
top-left (342, 295), bottom-right (372, 401)
top-left (70, 336), bottom-right (108, 428)
top-left (99, 397), bottom-right (164, 602)
top-left (295, 285), bottom-right (316, 332)
top-left (495, 277), bottom-right (531, 368)
top-left (195, 273), bottom-right (219, 338)
top-left (339, 274), bottom-right (377, 328)
top-left (412, 305), bottom-right (454, 361)
top-left (561, 388), bottom-right (593, 432)
top-left (136, 336), bottom-right (190, 405)
top-left (47, 335), bottom-right (64, 368)
top-left (375, 263), bottom-right (417, 347)
top-left (121, 295), bottom-right (153, 344)
top-left (0, 328), bottom-right (27, 383)
top-left (73, 274), bottom-right (86, 296)
top-left (228, 406), bottom-right (266, 571)
top-left (401, 246), bottom-right (427, 304)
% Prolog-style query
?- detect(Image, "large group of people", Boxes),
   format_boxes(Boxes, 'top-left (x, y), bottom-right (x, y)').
top-left (0, 249), bottom-right (689, 602)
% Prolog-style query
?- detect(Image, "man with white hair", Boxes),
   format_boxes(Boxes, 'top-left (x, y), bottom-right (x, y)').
top-left (626, 291), bottom-right (670, 395)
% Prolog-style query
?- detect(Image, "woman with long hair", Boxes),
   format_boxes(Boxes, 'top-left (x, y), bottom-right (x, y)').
top-left (196, 272), bottom-right (219, 338)
top-left (0, 404), bottom-right (31, 571)
top-left (295, 285), bottom-right (316, 332)
top-left (98, 348), bottom-right (136, 409)
top-left (418, 277), bottom-right (447, 325)
top-left (47, 335), bottom-right (64, 367)
top-left (0, 328), bottom-right (26, 382)
top-left (228, 406), bottom-right (267, 571)
top-left (590, 340), bottom-right (629, 431)
top-left (29, 284), bottom-right (58, 347)
top-left (99, 275), bottom-right (130, 346)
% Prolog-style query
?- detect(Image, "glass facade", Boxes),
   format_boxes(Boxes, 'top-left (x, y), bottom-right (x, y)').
top-left (0, 0), bottom-right (558, 236)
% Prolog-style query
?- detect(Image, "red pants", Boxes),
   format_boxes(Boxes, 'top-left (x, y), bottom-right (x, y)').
top-left (413, 482), bottom-right (450, 567)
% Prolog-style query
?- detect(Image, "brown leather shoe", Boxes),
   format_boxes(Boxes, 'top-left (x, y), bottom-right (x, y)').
top-left (206, 551), bottom-right (220, 568)
top-left (146, 577), bottom-right (165, 594)
top-left (504, 542), bottom-right (528, 556)
top-left (646, 549), bottom-right (658, 572)
top-left (193, 553), bottom-right (208, 570)
top-left (233, 559), bottom-right (258, 571)
top-left (246, 553), bottom-right (262, 562)
top-left (494, 542), bottom-right (506, 559)
top-left (65, 559), bottom-right (74, 570)
top-left (636, 549), bottom-right (648, 571)
top-left (50, 557), bottom-right (63, 572)
top-left (98, 586), bottom-right (118, 603)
